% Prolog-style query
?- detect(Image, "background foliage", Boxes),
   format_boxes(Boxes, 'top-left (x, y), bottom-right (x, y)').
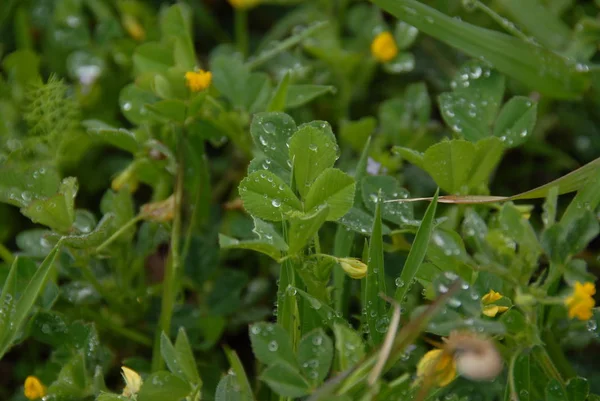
top-left (0, 0), bottom-right (599, 400)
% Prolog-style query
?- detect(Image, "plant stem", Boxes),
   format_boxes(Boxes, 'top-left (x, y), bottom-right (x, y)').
top-left (0, 244), bottom-right (14, 264)
top-left (152, 131), bottom-right (185, 371)
top-left (95, 215), bottom-right (143, 253)
top-left (235, 9), bottom-right (249, 57)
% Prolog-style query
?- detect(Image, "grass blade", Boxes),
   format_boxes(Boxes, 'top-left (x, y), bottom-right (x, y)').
top-left (394, 189), bottom-right (438, 307)
top-left (365, 198), bottom-right (387, 345)
top-left (370, 0), bottom-right (590, 99)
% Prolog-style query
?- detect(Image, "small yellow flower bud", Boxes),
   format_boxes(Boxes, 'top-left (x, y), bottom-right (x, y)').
top-left (141, 195), bottom-right (175, 223)
top-left (24, 376), bottom-right (47, 400)
top-left (338, 258), bottom-right (368, 279)
top-left (121, 366), bottom-right (143, 397)
top-left (122, 15), bottom-right (145, 41)
top-left (370, 31), bottom-right (398, 63)
top-left (111, 166), bottom-right (139, 193)
top-left (185, 70), bottom-right (212, 92)
top-left (481, 289), bottom-right (509, 317)
top-left (481, 289), bottom-right (503, 304)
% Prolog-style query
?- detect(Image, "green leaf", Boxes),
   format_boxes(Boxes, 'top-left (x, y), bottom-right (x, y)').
top-left (365, 198), bottom-right (387, 345)
top-left (138, 371), bottom-right (191, 401)
top-left (161, 332), bottom-right (185, 379)
top-left (289, 287), bottom-right (348, 329)
top-left (49, 213), bottom-right (114, 249)
top-left (285, 85), bottom-right (336, 109)
top-left (250, 112), bottom-right (297, 170)
top-left (175, 328), bottom-right (201, 384)
top-left (493, 96), bottom-right (538, 148)
top-left (119, 84), bottom-right (160, 125)
top-left (467, 137), bottom-right (505, 189)
top-left (541, 210), bottom-right (599, 264)
top-left (333, 323), bottom-right (365, 371)
top-left (338, 207), bottom-right (391, 236)
top-left (223, 346), bottom-right (254, 401)
top-left (260, 362), bottom-right (311, 398)
top-left (0, 244), bottom-right (60, 358)
top-left (361, 176), bottom-right (413, 225)
top-left (394, 21), bottom-right (418, 50)
top-left (0, 164), bottom-right (60, 208)
top-left (215, 373), bottom-right (249, 401)
top-left (423, 140), bottom-right (476, 194)
top-left (566, 377), bottom-right (589, 401)
top-left (145, 99), bottom-right (187, 123)
top-left (546, 379), bottom-right (568, 401)
top-left (339, 117), bottom-right (376, 153)
top-left (82, 120), bottom-right (140, 153)
top-left (268, 72), bottom-right (291, 112)
top-left (288, 205), bottom-right (329, 254)
top-left (132, 42), bottom-right (173, 74)
top-left (371, 0), bottom-right (589, 99)
top-left (394, 190), bottom-right (438, 307)
top-left (304, 168), bottom-right (355, 221)
top-left (212, 55), bottom-right (272, 111)
top-left (22, 177), bottom-right (78, 233)
top-left (297, 328), bottom-right (333, 385)
top-left (249, 322), bottom-right (297, 368)
top-left (289, 124), bottom-right (339, 197)
top-left (239, 171), bottom-right (302, 222)
top-left (439, 61), bottom-right (505, 142)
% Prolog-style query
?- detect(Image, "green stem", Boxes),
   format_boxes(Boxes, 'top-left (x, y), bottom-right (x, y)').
top-left (542, 330), bottom-right (576, 380)
top-left (95, 215), bottom-right (143, 253)
top-left (0, 244), bottom-right (14, 264)
top-left (235, 9), bottom-right (249, 57)
top-left (246, 21), bottom-right (329, 70)
top-left (507, 350), bottom-right (521, 401)
top-left (533, 346), bottom-right (564, 385)
top-left (152, 131), bottom-right (186, 371)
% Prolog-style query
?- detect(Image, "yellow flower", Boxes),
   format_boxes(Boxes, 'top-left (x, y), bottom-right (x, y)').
top-left (482, 290), bottom-right (503, 304)
top-left (122, 15), bottom-right (145, 41)
top-left (228, 0), bottom-right (261, 9)
top-left (24, 376), bottom-right (47, 400)
top-left (111, 165), bottom-right (139, 193)
top-left (121, 366), bottom-right (143, 397)
top-left (338, 257), bottom-right (368, 279)
top-left (565, 281), bottom-right (596, 321)
top-left (370, 31), bottom-right (398, 63)
top-left (185, 70), bottom-right (212, 92)
top-left (481, 289), bottom-right (509, 318)
top-left (416, 349), bottom-right (457, 387)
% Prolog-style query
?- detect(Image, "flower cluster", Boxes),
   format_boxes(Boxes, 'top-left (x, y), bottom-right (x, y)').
top-left (481, 289), bottom-right (509, 318)
top-left (565, 281), bottom-right (596, 321)
top-left (185, 70), bottom-right (212, 92)
top-left (370, 32), bottom-right (398, 63)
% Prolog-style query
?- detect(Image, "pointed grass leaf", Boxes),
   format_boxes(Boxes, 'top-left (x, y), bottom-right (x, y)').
top-left (175, 328), bottom-right (201, 384)
top-left (288, 205), bottom-right (329, 254)
top-left (161, 332), bottom-right (185, 378)
top-left (285, 85), bottom-right (336, 109)
top-left (260, 362), bottom-right (312, 398)
top-left (304, 168), bottom-right (355, 221)
top-left (365, 198), bottom-right (387, 345)
top-left (394, 190), bottom-right (438, 307)
top-left (239, 171), bottom-right (302, 221)
top-left (249, 322), bottom-right (297, 368)
top-left (297, 328), bottom-right (333, 385)
top-left (0, 244), bottom-right (60, 358)
top-left (250, 112), bottom-right (297, 169)
top-left (289, 124), bottom-right (339, 197)
top-left (268, 72), bottom-right (291, 112)
top-left (215, 373), bottom-right (246, 401)
top-left (493, 96), bottom-right (537, 147)
top-left (370, 0), bottom-right (590, 99)
top-left (423, 140), bottom-right (476, 194)
top-left (333, 323), bottom-right (365, 371)
top-left (361, 176), bottom-right (413, 225)
top-left (22, 177), bottom-right (78, 233)
top-left (138, 371), bottom-right (190, 401)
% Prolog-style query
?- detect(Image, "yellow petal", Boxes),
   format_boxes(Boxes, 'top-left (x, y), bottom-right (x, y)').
top-left (24, 376), bottom-right (47, 400)
top-left (338, 258), bottom-right (368, 279)
top-left (185, 70), bottom-right (212, 92)
top-left (122, 366), bottom-right (143, 396)
top-left (370, 32), bottom-right (398, 63)
top-left (481, 290), bottom-right (503, 304)
top-left (482, 305), bottom-right (500, 317)
top-left (416, 349), bottom-right (457, 387)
